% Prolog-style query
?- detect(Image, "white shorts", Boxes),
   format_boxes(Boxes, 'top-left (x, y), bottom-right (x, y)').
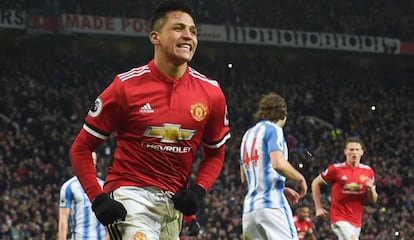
top-left (243, 207), bottom-right (298, 240)
top-left (107, 186), bottom-right (182, 240)
top-left (331, 221), bottom-right (361, 240)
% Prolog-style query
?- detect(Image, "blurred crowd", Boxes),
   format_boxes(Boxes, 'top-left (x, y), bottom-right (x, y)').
top-left (0, 33), bottom-right (413, 240)
top-left (1, 1), bottom-right (414, 240)
top-left (1, 0), bottom-right (414, 40)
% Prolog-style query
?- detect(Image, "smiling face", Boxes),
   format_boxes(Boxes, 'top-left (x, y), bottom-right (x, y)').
top-left (297, 206), bottom-right (311, 220)
top-left (150, 10), bottom-right (198, 66)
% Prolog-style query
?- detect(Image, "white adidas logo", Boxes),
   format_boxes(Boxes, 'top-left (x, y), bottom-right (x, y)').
top-left (139, 103), bottom-right (154, 113)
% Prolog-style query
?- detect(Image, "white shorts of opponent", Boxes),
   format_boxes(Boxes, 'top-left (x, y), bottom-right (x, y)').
top-left (243, 207), bottom-right (298, 240)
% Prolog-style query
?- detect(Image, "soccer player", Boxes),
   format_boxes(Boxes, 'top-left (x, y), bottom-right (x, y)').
top-left (69, 0), bottom-right (230, 239)
top-left (293, 205), bottom-right (317, 240)
top-left (311, 137), bottom-right (378, 240)
top-left (240, 93), bottom-right (307, 240)
top-left (58, 152), bottom-right (107, 240)
top-left (182, 215), bottom-right (200, 237)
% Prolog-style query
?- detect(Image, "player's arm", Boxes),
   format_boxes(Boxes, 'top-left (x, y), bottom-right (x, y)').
top-left (70, 76), bottom-right (125, 201)
top-left (311, 175), bottom-right (328, 218)
top-left (196, 145), bottom-right (226, 191)
top-left (70, 77), bottom-right (127, 226)
top-left (58, 207), bottom-right (70, 240)
top-left (70, 129), bottom-right (105, 200)
top-left (240, 165), bottom-right (246, 185)
top-left (271, 151), bottom-right (307, 198)
top-left (195, 88), bottom-right (230, 191)
top-left (173, 145), bottom-right (226, 216)
top-left (173, 85), bottom-right (230, 216)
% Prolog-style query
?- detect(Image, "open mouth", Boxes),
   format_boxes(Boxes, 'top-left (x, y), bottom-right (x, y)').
top-left (177, 44), bottom-right (192, 51)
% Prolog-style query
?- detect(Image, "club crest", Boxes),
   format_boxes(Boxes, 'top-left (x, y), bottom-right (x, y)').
top-left (190, 102), bottom-right (208, 121)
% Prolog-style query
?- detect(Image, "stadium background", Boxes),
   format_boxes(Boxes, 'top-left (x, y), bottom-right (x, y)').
top-left (1, 1), bottom-right (413, 239)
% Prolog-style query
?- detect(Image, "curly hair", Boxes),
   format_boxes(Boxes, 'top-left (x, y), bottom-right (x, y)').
top-left (254, 93), bottom-right (288, 122)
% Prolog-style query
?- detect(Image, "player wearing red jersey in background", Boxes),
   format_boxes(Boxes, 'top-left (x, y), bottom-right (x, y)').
top-left (69, 0), bottom-right (230, 239)
top-left (311, 137), bottom-right (378, 240)
top-left (293, 205), bottom-right (316, 240)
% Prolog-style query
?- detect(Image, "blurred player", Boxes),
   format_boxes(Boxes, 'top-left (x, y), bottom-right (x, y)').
top-left (180, 215), bottom-right (200, 238)
top-left (311, 137), bottom-right (378, 240)
top-left (69, 0), bottom-right (230, 239)
top-left (58, 152), bottom-right (108, 240)
top-left (293, 205), bottom-right (317, 240)
top-left (240, 93), bottom-right (307, 240)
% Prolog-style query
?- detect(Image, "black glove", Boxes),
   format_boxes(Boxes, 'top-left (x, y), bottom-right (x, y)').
top-left (92, 193), bottom-right (127, 226)
top-left (188, 219), bottom-right (201, 236)
top-left (173, 184), bottom-right (205, 216)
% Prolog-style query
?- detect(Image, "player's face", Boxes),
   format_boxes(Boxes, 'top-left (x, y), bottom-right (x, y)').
top-left (344, 142), bottom-right (364, 166)
top-left (153, 11), bottom-right (198, 65)
top-left (298, 207), bottom-right (310, 219)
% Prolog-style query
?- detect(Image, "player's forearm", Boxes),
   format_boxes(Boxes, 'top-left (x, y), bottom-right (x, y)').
top-left (70, 129), bottom-right (105, 200)
top-left (58, 230), bottom-right (67, 240)
top-left (275, 159), bottom-right (305, 182)
top-left (270, 151), bottom-right (304, 182)
top-left (58, 220), bottom-right (68, 240)
top-left (240, 166), bottom-right (246, 185)
top-left (311, 177), bottom-right (324, 208)
top-left (366, 185), bottom-right (378, 204)
top-left (196, 145), bottom-right (225, 191)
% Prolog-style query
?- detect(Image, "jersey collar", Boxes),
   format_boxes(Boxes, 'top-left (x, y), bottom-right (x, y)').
top-left (148, 60), bottom-right (188, 84)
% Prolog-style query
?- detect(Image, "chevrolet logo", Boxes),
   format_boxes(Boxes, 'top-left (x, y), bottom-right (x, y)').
top-left (143, 124), bottom-right (195, 143)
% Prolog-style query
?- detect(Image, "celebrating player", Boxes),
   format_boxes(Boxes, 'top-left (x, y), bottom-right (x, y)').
top-left (311, 137), bottom-right (378, 240)
top-left (293, 205), bottom-right (317, 240)
top-left (240, 93), bottom-right (307, 240)
top-left (69, 0), bottom-right (230, 239)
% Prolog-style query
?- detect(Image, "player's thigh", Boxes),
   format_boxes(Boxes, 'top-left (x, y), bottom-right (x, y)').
top-left (331, 221), bottom-right (361, 240)
top-left (109, 186), bottom-right (181, 240)
top-left (243, 208), bottom-right (298, 240)
top-left (243, 211), bottom-right (263, 240)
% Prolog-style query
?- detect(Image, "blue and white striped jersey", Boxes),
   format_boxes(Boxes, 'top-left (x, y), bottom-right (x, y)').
top-left (240, 120), bottom-right (290, 213)
top-left (59, 176), bottom-right (107, 240)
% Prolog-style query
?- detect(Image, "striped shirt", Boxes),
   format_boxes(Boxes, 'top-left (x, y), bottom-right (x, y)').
top-left (59, 176), bottom-right (107, 239)
top-left (240, 120), bottom-right (290, 213)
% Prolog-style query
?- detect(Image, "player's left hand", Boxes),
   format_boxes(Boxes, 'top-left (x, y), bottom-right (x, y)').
top-left (173, 184), bottom-right (206, 216)
top-left (284, 187), bottom-right (300, 206)
top-left (364, 178), bottom-right (375, 188)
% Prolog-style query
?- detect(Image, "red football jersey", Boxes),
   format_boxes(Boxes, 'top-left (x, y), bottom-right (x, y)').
top-left (83, 60), bottom-right (230, 194)
top-left (320, 161), bottom-right (375, 227)
top-left (293, 215), bottom-right (314, 240)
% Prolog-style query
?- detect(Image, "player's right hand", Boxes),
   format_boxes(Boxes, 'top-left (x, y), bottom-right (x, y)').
top-left (92, 193), bottom-right (127, 226)
top-left (315, 207), bottom-right (328, 218)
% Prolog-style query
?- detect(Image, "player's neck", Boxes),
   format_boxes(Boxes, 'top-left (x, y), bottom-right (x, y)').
top-left (154, 58), bottom-right (187, 79)
top-left (347, 160), bottom-right (359, 167)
